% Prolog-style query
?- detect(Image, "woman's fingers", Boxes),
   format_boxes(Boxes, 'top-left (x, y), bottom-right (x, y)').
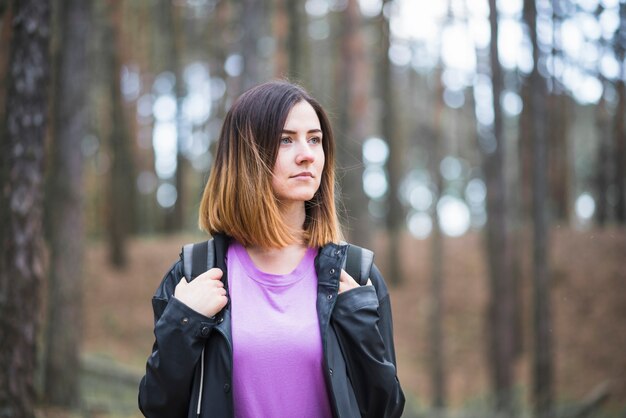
top-left (338, 269), bottom-right (359, 294)
top-left (174, 268), bottom-right (228, 317)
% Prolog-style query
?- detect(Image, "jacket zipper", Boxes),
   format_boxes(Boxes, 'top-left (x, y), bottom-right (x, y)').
top-left (197, 346), bottom-right (205, 416)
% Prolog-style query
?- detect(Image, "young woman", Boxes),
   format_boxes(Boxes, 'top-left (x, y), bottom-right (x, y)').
top-left (138, 81), bottom-right (405, 418)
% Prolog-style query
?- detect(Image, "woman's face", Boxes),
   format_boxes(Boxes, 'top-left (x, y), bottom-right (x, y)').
top-left (271, 100), bottom-right (325, 204)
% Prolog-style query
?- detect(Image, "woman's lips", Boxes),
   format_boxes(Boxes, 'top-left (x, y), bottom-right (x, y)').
top-left (291, 172), bottom-right (314, 178)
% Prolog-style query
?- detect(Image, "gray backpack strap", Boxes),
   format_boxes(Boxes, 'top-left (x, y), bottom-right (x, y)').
top-left (182, 239), bottom-right (215, 281)
top-left (345, 244), bottom-right (374, 286)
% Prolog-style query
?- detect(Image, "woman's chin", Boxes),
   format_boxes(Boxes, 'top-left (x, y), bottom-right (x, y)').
top-left (277, 193), bottom-right (316, 204)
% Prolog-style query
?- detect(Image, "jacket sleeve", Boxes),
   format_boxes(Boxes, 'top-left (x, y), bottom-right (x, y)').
top-left (138, 258), bottom-right (218, 418)
top-left (331, 264), bottom-right (405, 418)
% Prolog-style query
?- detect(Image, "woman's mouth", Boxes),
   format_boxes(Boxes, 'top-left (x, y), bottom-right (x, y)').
top-left (291, 172), bottom-right (314, 178)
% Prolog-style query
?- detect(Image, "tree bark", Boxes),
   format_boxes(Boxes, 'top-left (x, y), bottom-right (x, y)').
top-left (595, 94), bottom-right (610, 225)
top-left (0, 2), bottom-right (13, 131)
top-left (286, 0), bottom-right (303, 82)
top-left (154, 0), bottom-right (186, 232)
top-left (614, 3), bottom-right (625, 223)
top-left (379, 0), bottom-right (403, 286)
top-left (240, 0), bottom-right (262, 92)
top-left (106, 0), bottom-right (135, 267)
top-left (486, 0), bottom-right (515, 414)
top-left (547, 93), bottom-right (569, 222)
top-left (615, 78), bottom-right (625, 223)
top-left (42, 0), bottom-right (89, 407)
top-left (335, 0), bottom-right (371, 247)
top-left (0, 0), bottom-right (51, 415)
top-left (428, 67), bottom-right (446, 409)
top-left (518, 74), bottom-right (532, 222)
top-left (272, 0), bottom-right (288, 78)
top-left (525, 0), bottom-right (553, 416)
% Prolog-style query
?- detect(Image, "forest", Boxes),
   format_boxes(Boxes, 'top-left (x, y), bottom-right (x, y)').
top-left (0, 0), bottom-right (625, 417)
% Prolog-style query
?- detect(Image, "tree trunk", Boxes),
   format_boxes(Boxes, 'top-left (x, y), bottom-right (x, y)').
top-left (154, 0), bottom-right (186, 232)
top-left (240, 0), bottom-right (262, 92)
top-left (272, 0), bottom-right (288, 78)
top-left (335, 0), bottom-right (371, 247)
top-left (614, 77), bottom-right (625, 223)
top-left (428, 67), bottom-right (446, 409)
top-left (486, 0), bottom-right (515, 414)
top-left (595, 94), bottom-right (610, 225)
top-left (106, 0), bottom-right (135, 267)
top-left (209, 0), bottom-right (230, 119)
top-left (379, 0), bottom-right (403, 286)
top-left (172, 5), bottom-right (186, 232)
top-left (525, 0), bottom-right (554, 416)
top-left (519, 75), bottom-right (533, 222)
top-left (42, 0), bottom-right (90, 407)
top-left (0, 2), bottom-right (13, 131)
top-left (0, 0), bottom-right (51, 415)
top-left (286, 0), bottom-right (303, 82)
top-left (547, 93), bottom-right (569, 222)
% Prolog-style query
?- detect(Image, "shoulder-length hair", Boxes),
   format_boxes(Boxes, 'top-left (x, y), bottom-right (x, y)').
top-left (199, 80), bottom-right (342, 248)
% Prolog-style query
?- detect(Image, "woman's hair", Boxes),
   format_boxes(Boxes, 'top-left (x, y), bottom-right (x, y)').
top-left (199, 80), bottom-right (342, 248)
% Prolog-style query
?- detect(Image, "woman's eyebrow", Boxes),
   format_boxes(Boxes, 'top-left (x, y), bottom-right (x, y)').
top-left (281, 128), bottom-right (323, 134)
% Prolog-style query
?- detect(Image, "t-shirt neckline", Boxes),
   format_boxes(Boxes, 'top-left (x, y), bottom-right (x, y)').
top-left (230, 242), bottom-right (317, 287)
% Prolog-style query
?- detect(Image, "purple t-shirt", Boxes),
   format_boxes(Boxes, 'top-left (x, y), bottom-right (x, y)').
top-left (227, 241), bottom-right (333, 418)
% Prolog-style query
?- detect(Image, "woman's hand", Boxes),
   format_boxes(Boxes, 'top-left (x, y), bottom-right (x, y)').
top-left (338, 269), bottom-right (373, 294)
top-left (174, 268), bottom-right (228, 318)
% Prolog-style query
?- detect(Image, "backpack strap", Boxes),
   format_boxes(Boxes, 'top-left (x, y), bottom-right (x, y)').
top-left (345, 244), bottom-right (374, 286)
top-left (182, 239), bottom-right (215, 281)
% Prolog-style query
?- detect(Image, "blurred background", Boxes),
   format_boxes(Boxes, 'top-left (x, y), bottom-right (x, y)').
top-left (1, 0), bottom-right (625, 417)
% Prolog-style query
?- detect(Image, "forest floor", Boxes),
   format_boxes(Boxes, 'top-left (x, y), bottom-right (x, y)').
top-left (40, 226), bottom-right (626, 417)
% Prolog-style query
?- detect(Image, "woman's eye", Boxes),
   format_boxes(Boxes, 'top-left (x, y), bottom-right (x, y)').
top-left (280, 137), bottom-right (292, 144)
top-left (309, 136), bottom-right (321, 144)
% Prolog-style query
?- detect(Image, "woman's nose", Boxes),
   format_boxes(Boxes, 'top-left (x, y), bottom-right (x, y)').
top-left (295, 142), bottom-right (315, 164)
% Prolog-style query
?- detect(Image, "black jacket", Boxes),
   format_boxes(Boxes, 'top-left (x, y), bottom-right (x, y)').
top-left (138, 234), bottom-right (405, 417)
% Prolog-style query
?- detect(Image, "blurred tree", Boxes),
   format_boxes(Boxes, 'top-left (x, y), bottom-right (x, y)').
top-left (154, 0), bottom-right (186, 232)
top-left (485, 0), bottom-right (516, 414)
top-left (519, 64), bottom-right (533, 222)
top-left (210, 0), bottom-right (230, 115)
top-left (524, 0), bottom-right (553, 416)
top-left (0, 0), bottom-right (51, 415)
top-left (105, 0), bottom-right (135, 267)
top-left (613, 2), bottom-right (625, 222)
top-left (547, 6), bottom-right (570, 222)
top-left (379, 0), bottom-right (404, 286)
top-left (595, 90), bottom-right (611, 225)
top-left (334, 0), bottom-right (371, 247)
top-left (273, 0), bottom-right (309, 83)
top-left (0, 1), bottom-right (11, 130)
top-left (273, 0), bottom-right (288, 78)
top-left (428, 66), bottom-right (446, 409)
top-left (42, 0), bottom-right (90, 407)
top-left (547, 93), bottom-right (570, 222)
top-left (286, 0), bottom-right (303, 82)
top-left (240, 0), bottom-right (263, 92)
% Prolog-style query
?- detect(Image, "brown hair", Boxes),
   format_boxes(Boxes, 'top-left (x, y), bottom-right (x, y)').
top-left (199, 81), bottom-right (342, 248)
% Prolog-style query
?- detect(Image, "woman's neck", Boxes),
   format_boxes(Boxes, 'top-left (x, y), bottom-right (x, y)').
top-left (279, 200), bottom-right (306, 233)
top-left (245, 201), bottom-right (308, 274)
top-left (245, 243), bottom-right (308, 275)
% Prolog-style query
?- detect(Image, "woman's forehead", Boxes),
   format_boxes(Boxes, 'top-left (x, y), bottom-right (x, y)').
top-left (283, 101), bottom-right (321, 131)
